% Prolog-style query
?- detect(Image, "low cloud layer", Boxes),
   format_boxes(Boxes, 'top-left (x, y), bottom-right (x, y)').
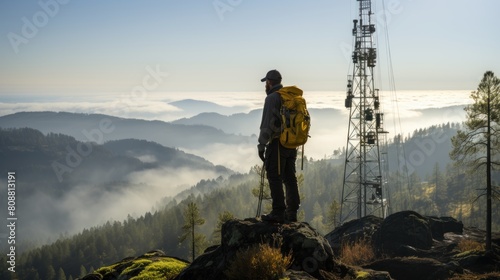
top-left (0, 90), bottom-right (472, 122)
top-left (184, 142), bottom-right (259, 174)
top-left (3, 166), bottom-right (220, 249)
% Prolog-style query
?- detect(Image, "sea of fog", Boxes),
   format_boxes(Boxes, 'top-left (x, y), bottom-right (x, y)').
top-left (0, 89), bottom-right (473, 167)
top-left (0, 89), bottom-right (472, 120)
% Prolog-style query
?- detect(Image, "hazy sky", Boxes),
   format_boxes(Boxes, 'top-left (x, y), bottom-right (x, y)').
top-left (1, 0), bottom-right (499, 94)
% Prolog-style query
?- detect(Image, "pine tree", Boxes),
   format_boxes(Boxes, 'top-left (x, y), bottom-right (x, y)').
top-left (450, 71), bottom-right (500, 251)
top-left (179, 202), bottom-right (206, 261)
top-left (313, 202), bottom-right (322, 217)
top-left (79, 265), bottom-right (87, 277)
top-left (57, 267), bottom-right (67, 280)
top-left (432, 163), bottom-right (447, 215)
top-left (326, 200), bottom-right (340, 228)
top-left (46, 265), bottom-right (56, 280)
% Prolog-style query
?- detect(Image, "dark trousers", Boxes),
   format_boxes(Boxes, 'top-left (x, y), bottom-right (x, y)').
top-left (265, 139), bottom-right (300, 214)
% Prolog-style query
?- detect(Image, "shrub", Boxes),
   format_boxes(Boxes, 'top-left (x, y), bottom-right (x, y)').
top-left (457, 239), bottom-right (485, 252)
top-left (225, 242), bottom-right (292, 280)
top-left (340, 239), bottom-right (375, 266)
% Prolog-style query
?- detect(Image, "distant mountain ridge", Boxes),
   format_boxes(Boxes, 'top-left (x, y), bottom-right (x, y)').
top-left (172, 108), bottom-right (345, 136)
top-left (169, 99), bottom-right (247, 117)
top-left (0, 111), bottom-right (252, 150)
top-left (172, 110), bottom-right (262, 135)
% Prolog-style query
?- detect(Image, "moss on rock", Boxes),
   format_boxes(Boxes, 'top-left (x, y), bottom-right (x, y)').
top-left (88, 250), bottom-right (188, 280)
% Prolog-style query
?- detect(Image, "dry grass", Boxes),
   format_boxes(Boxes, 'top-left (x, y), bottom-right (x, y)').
top-left (457, 238), bottom-right (485, 252)
top-left (339, 239), bottom-right (376, 266)
top-left (225, 242), bottom-right (292, 280)
top-left (449, 272), bottom-right (500, 280)
top-left (451, 239), bottom-right (496, 280)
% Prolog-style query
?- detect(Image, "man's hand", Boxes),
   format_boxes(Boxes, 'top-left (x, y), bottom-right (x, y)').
top-left (258, 144), bottom-right (266, 162)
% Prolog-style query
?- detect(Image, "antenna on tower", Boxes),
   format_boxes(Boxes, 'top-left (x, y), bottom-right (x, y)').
top-left (340, 0), bottom-right (389, 224)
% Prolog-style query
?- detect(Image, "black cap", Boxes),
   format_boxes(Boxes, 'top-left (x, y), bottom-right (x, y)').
top-left (260, 69), bottom-right (282, 82)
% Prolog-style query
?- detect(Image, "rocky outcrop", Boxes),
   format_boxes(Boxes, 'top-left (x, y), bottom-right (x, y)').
top-left (326, 211), bottom-right (465, 258)
top-left (81, 211), bottom-right (499, 280)
top-left (324, 211), bottom-right (499, 279)
top-left (325, 215), bottom-right (383, 255)
top-left (174, 218), bottom-right (351, 280)
top-left (373, 211), bottom-right (434, 256)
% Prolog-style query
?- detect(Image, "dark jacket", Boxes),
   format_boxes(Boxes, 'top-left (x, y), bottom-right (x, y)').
top-left (258, 84), bottom-right (283, 145)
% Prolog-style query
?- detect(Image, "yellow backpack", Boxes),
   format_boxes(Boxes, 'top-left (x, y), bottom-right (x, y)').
top-left (277, 86), bottom-right (311, 149)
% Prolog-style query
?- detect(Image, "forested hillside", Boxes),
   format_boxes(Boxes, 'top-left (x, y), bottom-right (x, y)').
top-left (0, 128), bottom-right (230, 253)
top-left (386, 123), bottom-right (459, 177)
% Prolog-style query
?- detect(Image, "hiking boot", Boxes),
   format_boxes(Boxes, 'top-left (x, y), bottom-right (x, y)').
top-left (261, 212), bottom-right (284, 223)
top-left (285, 211), bottom-right (298, 223)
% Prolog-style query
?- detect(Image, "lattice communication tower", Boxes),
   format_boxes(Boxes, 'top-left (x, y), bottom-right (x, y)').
top-left (340, 0), bottom-right (389, 223)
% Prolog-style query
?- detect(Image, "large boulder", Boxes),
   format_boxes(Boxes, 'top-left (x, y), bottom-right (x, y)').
top-left (326, 213), bottom-right (464, 256)
top-left (425, 216), bottom-right (463, 240)
top-left (325, 215), bottom-right (383, 254)
top-left (373, 211), bottom-right (433, 256)
top-left (174, 218), bottom-right (347, 280)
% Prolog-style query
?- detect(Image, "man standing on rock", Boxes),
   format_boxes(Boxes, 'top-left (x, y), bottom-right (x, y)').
top-left (257, 69), bottom-right (300, 223)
